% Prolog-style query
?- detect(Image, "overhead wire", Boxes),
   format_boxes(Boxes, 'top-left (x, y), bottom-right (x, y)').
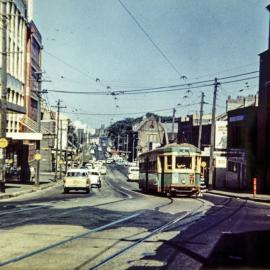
top-left (45, 71), bottom-right (258, 96)
top-left (63, 102), bottom-right (200, 116)
top-left (117, 0), bottom-right (182, 78)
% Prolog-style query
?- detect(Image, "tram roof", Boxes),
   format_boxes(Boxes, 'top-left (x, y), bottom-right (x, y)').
top-left (139, 143), bottom-right (201, 157)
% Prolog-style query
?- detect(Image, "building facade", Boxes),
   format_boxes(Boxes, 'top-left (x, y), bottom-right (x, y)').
top-left (256, 4), bottom-right (270, 192)
top-left (133, 116), bottom-right (168, 157)
top-left (226, 107), bottom-right (257, 190)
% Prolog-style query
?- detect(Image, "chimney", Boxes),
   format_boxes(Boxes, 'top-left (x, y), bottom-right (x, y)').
top-left (267, 4), bottom-right (270, 49)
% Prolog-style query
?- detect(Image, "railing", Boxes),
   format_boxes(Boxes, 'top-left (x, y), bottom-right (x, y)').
top-left (20, 115), bottom-right (53, 135)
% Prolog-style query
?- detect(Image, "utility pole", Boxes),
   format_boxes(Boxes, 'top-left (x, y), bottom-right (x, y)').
top-left (132, 133), bottom-right (135, 162)
top-left (171, 108), bottom-right (176, 143)
top-left (117, 134), bottom-right (120, 153)
top-left (34, 75), bottom-right (47, 186)
top-left (208, 78), bottom-right (219, 190)
top-left (126, 134), bottom-right (129, 160)
top-left (198, 92), bottom-right (205, 149)
top-left (0, 1), bottom-right (7, 193)
top-left (60, 120), bottom-right (63, 179)
top-left (52, 100), bottom-right (66, 181)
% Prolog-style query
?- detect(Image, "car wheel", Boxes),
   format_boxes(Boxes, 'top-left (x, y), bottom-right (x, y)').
top-left (86, 188), bottom-right (90, 194)
top-left (64, 188), bottom-right (69, 194)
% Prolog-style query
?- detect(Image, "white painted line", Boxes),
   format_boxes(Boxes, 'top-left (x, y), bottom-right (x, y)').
top-left (0, 205), bottom-right (47, 216)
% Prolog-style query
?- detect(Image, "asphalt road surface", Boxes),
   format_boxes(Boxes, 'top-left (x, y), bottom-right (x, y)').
top-left (1, 165), bottom-right (270, 269)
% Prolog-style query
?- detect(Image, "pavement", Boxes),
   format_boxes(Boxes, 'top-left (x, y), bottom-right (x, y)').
top-left (206, 189), bottom-right (270, 204)
top-left (0, 172), bottom-right (62, 200)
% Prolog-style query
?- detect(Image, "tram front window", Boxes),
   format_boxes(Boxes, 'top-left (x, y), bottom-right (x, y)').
top-left (175, 156), bottom-right (192, 169)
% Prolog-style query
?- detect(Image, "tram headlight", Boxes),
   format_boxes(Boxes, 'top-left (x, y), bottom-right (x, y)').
top-left (181, 179), bottom-right (186, 184)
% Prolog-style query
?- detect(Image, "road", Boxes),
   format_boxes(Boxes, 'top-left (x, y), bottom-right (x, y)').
top-left (0, 165), bottom-right (270, 269)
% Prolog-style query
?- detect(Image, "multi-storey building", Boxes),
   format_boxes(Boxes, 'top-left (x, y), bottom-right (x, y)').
top-left (257, 4), bottom-right (270, 192)
top-left (0, 0), bottom-right (43, 182)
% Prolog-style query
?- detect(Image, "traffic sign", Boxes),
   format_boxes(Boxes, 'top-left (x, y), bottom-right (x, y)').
top-left (59, 159), bottom-right (64, 165)
top-left (0, 138), bottom-right (8, 148)
top-left (34, 153), bottom-right (42, 161)
top-left (201, 161), bottom-right (207, 168)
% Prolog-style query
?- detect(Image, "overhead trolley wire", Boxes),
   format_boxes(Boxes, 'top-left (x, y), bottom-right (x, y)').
top-left (64, 102), bottom-right (200, 116)
top-left (45, 71), bottom-right (259, 96)
top-left (118, 0), bottom-right (182, 78)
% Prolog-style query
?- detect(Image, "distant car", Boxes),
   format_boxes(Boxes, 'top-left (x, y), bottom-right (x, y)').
top-left (100, 166), bottom-right (107, 175)
top-left (89, 169), bottom-right (101, 188)
top-left (106, 159), bottom-right (113, 164)
top-left (64, 169), bottom-right (91, 193)
top-left (128, 167), bottom-right (139, 181)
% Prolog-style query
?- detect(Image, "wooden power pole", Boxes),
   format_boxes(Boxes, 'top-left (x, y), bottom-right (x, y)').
top-left (208, 78), bottom-right (219, 190)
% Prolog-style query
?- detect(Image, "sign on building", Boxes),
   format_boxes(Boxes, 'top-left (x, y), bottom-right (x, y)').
top-left (215, 121), bottom-right (227, 149)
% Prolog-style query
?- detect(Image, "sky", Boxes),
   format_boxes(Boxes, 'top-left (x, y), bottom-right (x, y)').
top-left (33, 0), bottom-right (270, 128)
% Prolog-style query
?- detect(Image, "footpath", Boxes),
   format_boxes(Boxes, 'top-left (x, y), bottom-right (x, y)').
top-left (206, 189), bottom-right (270, 204)
top-left (0, 172), bottom-right (62, 200)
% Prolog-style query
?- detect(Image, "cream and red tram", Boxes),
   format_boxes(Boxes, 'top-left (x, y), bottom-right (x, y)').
top-left (138, 143), bottom-right (201, 195)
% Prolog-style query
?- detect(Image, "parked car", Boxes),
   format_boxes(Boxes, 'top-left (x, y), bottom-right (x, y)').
top-left (128, 166), bottom-right (139, 181)
top-left (64, 169), bottom-right (91, 193)
top-left (89, 169), bottom-right (101, 188)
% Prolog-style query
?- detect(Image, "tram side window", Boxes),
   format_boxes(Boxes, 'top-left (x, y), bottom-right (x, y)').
top-left (167, 156), bottom-right (172, 169)
top-left (175, 156), bottom-right (192, 169)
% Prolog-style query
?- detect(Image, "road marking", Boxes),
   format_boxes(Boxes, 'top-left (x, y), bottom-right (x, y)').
top-left (0, 211), bottom-right (143, 267)
top-left (0, 205), bottom-right (47, 216)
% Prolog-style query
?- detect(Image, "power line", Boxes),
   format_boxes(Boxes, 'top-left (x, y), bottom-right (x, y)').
top-left (118, 0), bottom-right (182, 78)
top-left (43, 50), bottom-right (106, 88)
top-left (45, 73), bottom-right (259, 96)
top-left (63, 102), bottom-right (200, 116)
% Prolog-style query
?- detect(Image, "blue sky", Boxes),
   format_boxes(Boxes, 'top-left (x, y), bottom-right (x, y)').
top-left (34, 0), bottom-right (269, 128)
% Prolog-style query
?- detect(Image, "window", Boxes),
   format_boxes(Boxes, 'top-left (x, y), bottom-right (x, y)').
top-left (175, 156), bottom-right (192, 169)
top-left (167, 156), bottom-right (172, 169)
top-left (67, 172), bottom-right (85, 177)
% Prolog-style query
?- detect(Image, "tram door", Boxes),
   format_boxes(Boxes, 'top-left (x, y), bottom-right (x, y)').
top-left (159, 156), bottom-right (165, 193)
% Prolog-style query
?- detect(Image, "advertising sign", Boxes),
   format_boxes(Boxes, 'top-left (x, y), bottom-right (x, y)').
top-left (215, 121), bottom-right (227, 149)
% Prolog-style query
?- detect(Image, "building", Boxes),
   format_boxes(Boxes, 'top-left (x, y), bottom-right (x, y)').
top-left (162, 122), bottom-right (178, 143)
top-left (132, 116), bottom-right (168, 157)
top-left (256, 4), bottom-right (270, 192)
top-left (0, 0), bottom-right (44, 182)
top-left (226, 106), bottom-right (257, 190)
top-left (226, 94), bottom-right (258, 112)
top-left (177, 114), bottom-right (212, 147)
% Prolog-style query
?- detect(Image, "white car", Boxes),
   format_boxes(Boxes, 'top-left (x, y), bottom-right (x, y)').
top-left (89, 169), bottom-right (101, 188)
top-left (128, 167), bottom-right (139, 181)
top-left (100, 166), bottom-right (107, 175)
top-left (64, 169), bottom-right (91, 193)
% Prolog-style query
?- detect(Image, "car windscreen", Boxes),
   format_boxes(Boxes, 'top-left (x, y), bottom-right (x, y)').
top-left (67, 172), bottom-right (87, 177)
top-left (91, 172), bottom-right (99, 175)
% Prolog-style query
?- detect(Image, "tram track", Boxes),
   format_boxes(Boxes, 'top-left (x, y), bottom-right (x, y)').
top-left (86, 198), bottom-right (206, 270)
top-left (0, 171), bottom-right (181, 268)
top-left (0, 173), bottom-right (134, 229)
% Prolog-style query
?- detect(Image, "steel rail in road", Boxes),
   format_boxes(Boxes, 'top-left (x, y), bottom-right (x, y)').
top-left (89, 198), bottom-right (206, 270)
top-left (0, 173), bottom-right (133, 229)
top-left (0, 170), bottom-right (173, 267)
top-left (0, 211), bottom-right (144, 268)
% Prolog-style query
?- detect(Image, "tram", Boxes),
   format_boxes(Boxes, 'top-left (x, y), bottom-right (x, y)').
top-left (138, 143), bottom-right (202, 196)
